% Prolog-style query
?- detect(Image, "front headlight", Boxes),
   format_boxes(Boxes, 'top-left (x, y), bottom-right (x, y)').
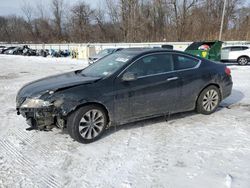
top-left (21, 98), bottom-right (52, 108)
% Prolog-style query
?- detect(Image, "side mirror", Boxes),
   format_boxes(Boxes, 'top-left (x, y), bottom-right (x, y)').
top-left (122, 72), bottom-right (137, 82)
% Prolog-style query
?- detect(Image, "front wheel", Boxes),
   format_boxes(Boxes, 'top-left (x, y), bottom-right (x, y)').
top-left (67, 105), bottom-right (108, 143)
top-left (196, 86), bottom-right (221, 115)
top-left (237, 56), bottom-right (249, 65)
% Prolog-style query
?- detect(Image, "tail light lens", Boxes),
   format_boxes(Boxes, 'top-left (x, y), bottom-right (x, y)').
top-left (225, 67), bottom-right (231, 76)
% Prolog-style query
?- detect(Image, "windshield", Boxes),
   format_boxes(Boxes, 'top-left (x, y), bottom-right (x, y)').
top-left (81, 53), bottom-right (133, 77)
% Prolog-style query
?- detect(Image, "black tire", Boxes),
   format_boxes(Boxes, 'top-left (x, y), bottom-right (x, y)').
top-left (67, 105), bottom-right (108, 143)
top-left (196, 86), bottom-right (221, 115)
top-left (237, 56), bottom-right (249, 65)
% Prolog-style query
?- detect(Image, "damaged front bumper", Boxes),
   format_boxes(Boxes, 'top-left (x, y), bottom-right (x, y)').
top-left (16, 95), bottom-right (83, 131)
top-left (17, 106), bottom-right (60, 131)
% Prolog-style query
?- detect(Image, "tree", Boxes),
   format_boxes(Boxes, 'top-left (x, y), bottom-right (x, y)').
top-left (69, 1), bottom-right (93, 42)
top-left (51, 0), bottom-right (64, 41)
top-left (0, 0), bottom-right (249, 43)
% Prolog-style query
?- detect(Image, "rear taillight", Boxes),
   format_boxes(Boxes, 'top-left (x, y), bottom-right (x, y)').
top-left (225, 67), bottom-right (231, 76)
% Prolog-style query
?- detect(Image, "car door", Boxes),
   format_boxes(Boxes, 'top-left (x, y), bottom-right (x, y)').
top-left (114, 53), bottom-right (181, 122)
top-left (173, 54), bottom-right (202, 111)
top-left (229, 46), bottom-right (244, 60)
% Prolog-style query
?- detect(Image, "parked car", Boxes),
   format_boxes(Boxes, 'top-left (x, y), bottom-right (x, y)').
top-left (13, 46), bottom-right (27, 55)
top-left (2, 46), bottom-right (17, 54)
top-left (88, 48), bottom-right (123, 64)
top-left (59, 50), bottom-right (70, 57)
top-left (221, 45), bottom-right (250, 65)
top-left (49, 49), bottom-right (70, 57)
top-left (23, 47), bottom-right (37, 56)
top-left (37, 49), bottom-right (49, 57)
top-left (4, 47), bottom-right (19, 55)
top-left (16, 48), bottom-right (233, 143)
top-left (0, 46), bottom-right (5, 49)
top-left (0, 46), bottom-right (6, 54)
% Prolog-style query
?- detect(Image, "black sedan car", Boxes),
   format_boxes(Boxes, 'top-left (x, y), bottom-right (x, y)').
top-left (16, 49), bottom-right (233, 143)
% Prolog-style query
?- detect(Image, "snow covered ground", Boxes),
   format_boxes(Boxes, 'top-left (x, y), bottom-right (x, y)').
top-left (0, 55), bottom-right (249, 188)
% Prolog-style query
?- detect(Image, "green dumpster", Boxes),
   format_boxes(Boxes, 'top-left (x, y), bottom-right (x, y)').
top-left (185, 41), bottom-right (223, 61)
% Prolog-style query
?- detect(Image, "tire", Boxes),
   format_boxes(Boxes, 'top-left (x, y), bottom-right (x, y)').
top-left (237, 56), bottom-right (249, 65)
top-left (196, 86), bottom-right (221, 115)
top-left (67, 105), bottom-right (108, 143)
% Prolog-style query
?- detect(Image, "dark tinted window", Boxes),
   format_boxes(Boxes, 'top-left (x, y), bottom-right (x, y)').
top-left (222, 47), bottom-right (231, 50)
top-left (222, 46), bottom-right (249, 51)
top-left (174, 55), bottom-right (199, 70)
top-left (126, 53), bottom-right (174, 77)
top-left (230, 47), bottom-right (243, 51)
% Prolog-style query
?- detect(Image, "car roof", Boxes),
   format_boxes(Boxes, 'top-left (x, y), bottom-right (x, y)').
top-left (119, 48), bottom-right (176, 56)
top-left (116, 48), bottom-right (192, 59)
top-left (118, 48), bottom-right (206, 62)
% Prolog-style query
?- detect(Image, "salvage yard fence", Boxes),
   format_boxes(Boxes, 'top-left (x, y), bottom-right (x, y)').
top-left (1, 41), bottom-right (250, 60)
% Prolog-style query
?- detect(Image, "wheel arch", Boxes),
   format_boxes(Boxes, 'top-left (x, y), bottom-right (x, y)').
top-left (196, 83), bottom-right (221, 106)
top-left (237, 55), bottom-right (250, 62)
top-left (67, 101), bottom-right (110, 123)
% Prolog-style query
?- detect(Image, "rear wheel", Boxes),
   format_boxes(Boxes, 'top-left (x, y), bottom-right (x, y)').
top-left (67, 105), bottom-right (108, 143)
top-left (196, 86), bottom-right (221, 115)
top-left (237, 56), bottom-right (249, 65)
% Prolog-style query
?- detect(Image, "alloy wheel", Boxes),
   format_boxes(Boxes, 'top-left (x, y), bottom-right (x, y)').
top-left (78, 109), bottom-right (105, 139)
top-left (238, 57), bottom-right (248, 65)
top-left (202, 89), bottom-right (219, 112)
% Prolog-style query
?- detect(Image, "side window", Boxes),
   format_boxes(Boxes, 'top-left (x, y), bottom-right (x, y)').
top-left (222, 47), bottom-right (231, 50)
top-left (230, 47), bottom-right (243, 51)
top-left (242, 46), bottom-right (249, 50)
top-left (126, 54), bottom-right (174, 77)
top-left (174, 55), bottom-right (199, 70)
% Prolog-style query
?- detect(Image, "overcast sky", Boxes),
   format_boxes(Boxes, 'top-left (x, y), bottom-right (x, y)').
top-left (0, 0), bottom-right (101, 16)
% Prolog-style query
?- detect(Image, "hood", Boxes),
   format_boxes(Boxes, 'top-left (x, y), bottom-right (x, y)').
top-left (17, 71), bottom-right (101, 100)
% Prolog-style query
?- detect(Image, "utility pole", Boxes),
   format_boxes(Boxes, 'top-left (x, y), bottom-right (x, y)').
top-left (219, 0), bottom-right (227, 40)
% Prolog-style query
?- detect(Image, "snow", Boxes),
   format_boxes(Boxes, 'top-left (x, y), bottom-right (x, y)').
top-left (0, 55), bottom-right (250, 188)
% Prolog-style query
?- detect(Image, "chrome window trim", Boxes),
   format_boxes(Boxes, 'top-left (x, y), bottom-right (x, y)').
top-left (117, 52), bottom-right (202, 79)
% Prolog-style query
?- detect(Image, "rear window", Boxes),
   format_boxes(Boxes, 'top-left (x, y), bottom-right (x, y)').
top-left (174, 55), bottom-right (199, 70)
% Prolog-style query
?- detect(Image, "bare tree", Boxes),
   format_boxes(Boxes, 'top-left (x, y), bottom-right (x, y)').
top-left (69, 1), bottom-right (94, 42)
top-left (0, 0), bottom-right (249, 43)
top-left (21, 0), bottom-right (35, 40)
top-left (51, 0), bottom-right (64, 41)
top-left (36, 1), bottom-right (48, 20)
top-left (0, 17), bottom-right (11, 42)
top-left (169, 0), bottom-right (200, 41)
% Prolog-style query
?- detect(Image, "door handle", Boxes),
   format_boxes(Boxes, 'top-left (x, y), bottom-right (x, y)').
top-left (166, 77), bottom-right (179, 81)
